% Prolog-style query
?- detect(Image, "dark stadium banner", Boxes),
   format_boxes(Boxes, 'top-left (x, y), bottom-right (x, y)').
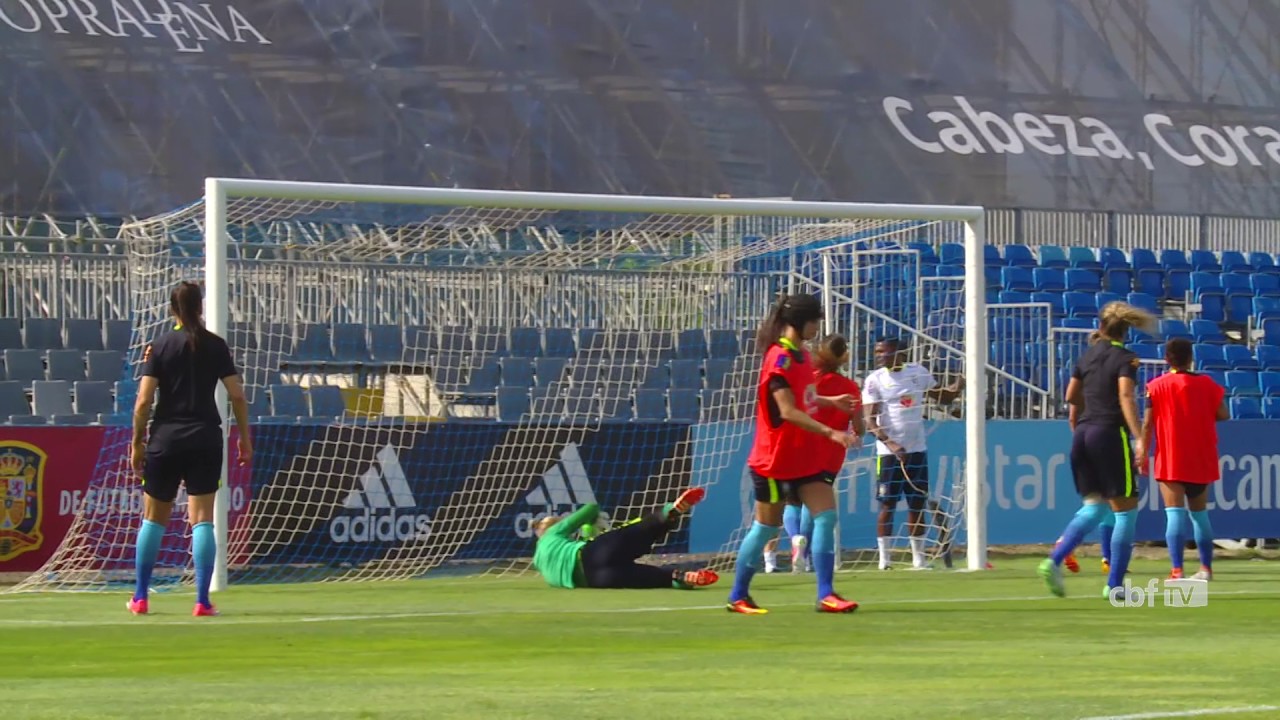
top-left (2, 1), bottom-right (1279, 218)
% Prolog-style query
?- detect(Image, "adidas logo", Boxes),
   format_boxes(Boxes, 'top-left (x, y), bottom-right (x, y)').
top-left (329, 445), bottom-right (432, 544)
top-left (514, 443), bottom-right (608, 538)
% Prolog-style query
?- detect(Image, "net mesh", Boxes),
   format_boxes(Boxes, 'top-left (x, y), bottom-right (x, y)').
top-left (8, 195), bottom-right (987, 593)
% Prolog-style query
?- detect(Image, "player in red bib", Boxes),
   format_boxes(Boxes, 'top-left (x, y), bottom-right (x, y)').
top-left (1135, 338), bottom-right (1228, 581)
top-left (763, 334), bottom-right (864, 574)
top-left (726, 295), bottom-right (859, 615)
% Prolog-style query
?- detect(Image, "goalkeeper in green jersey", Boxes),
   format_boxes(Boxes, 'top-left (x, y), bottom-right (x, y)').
top-left (531, 487), bottom-right (718, 590)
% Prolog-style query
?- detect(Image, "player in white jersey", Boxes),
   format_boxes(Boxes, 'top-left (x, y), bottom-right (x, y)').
top-left (862, 338), bottom-right (963, 570)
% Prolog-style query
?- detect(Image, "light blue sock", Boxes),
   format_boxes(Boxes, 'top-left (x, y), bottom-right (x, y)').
top-left (192, 522), bottom-right (216, 607)
top-left (782, 505), bottom-right (802, 539)
top-left (133, 520), bottom-right (165, 602)
top-left (730, 522), bottom-right (778, 602)
top-left (1099, 511), bottom-right (1115, 564)
top-left (1051, 503), bottom-right (1107, 565)
top-left (1107, 510), bottom-right (1137, 589)
top-left (1189, 510), bottom-right (1214, 570)
top-left (1164, 508), bottom-right (1189, 570)
top-left (811, 510), bottom-right (837, 599)
top-left (800, 505), bottom-right (815, 557)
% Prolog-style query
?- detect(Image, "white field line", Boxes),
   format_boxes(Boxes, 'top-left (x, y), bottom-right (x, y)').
top-left (1077, 706), bottom-right (1280, 720)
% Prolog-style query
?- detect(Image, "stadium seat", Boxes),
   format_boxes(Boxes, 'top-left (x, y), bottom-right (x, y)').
top-left (270, 385), bottom-right (308, 417)
top-left (666, 359), bottom-right (701, 390)
top-left (1031, 292), bottom-right (1065, 318)
top-left (1225, 371), bottom-right (1261, 397)
top-left (1189, 319), bottom-right (1225, 344)
top-left (1063, 292), bottom-right (1098, 319)
top-left (1129, 249), bottom-right (1165, 298)
top-left (1133, 343), bottom-right (1162, 361)
top-left (1065, 269), bottom-right (1101, 293)
top-left (1258, 371), bottom-right (1280, 398)
top-left (1131, 247), bottom-right (1159, 271)
top-left (1003, 244), bottom-right (1036, 268)
top-left (1223, 345), bottom-right (1260, 371)
top-left (45, 350), bottom-right (85, 382)
top-left (668, 389), bottom-right (700, 422)
top-left (52, 413), bottom-right (92, 426)
top-left (1126, 292), bottom-right (1159, 316)
top-left (405, 325), bottom-right (438, 357)
top-left (331, 323), bottom-right (370, 364)
top-left (0, 319), bottom-right (21, 350)
top-left (507, 327), bottom-right (541, 359)
top-left (1159, 319), bottom-right (1192, 341)
top-left (1251, 274), bottom-right (1280, 298)
top-left (368, 324), bottom-right (404, 364)
top-left (1258, 346), bottom-right (1280, 371)
top-left (703, 359), bottom-right (733, 391)
top-left (228, 322), bottom-right (257, 352)
top-left (1161, 249), bottom-right (1192, 273)
top-left (497, 387), bottom-right (530, 422)
top-left (1001, 267), bottom-right (1034, 293)
top-left (0, 381), bottom-right (30, 418)
top-left (984, 244), bottom-right (1002, 267)
top-left (1167, 267), bottom-right (1193, 302)
top-left (674, 329), bottom-right (708, 360)
top-left (530, 386), bottom-right (566, 418)
top-left (906, 242), bottom-right (940, 267)
top-left (1248, 252), bottom-right (1279, 275)
top-left (574, 328), bottom-right (603, 355)
top-left (8, 415), bottom-right (47, 426)
top-left (4, 349), bottom-right (44, 387)
top-left (538, 328), bottom-right (572, 358)
top-left (32, 380), bottom-right (74, 418)
top-left (1193, 344), bottom-right (1229, 371)
top-left (533, 357), bottom-right (567, 387)
top-left (1230, 397), bottom-right (1263, 420)
top-left (105, 320), bottom-right (131, 353)
top-left (1068, 246), bottom-right (1102, 270)
top-left (475, 325), bottom-right (509, 358)
top-left (1038, 245), bottom-right (1069, 268)
top-left (1255, 297), bottom-right (1280, 323)
top-left (64, 319), bottom-right (104, 352)
top-left (1104, 267), bottom-right (1133, 294)
top-left (310, 385), bottom-right (348, 419)
top-left (1264, 397), bottom-right (1280, 419)
top-left (462, 357), bottom-right (501, 395)
top-left (1057, 317), bottom-right (1094, 331)
top-left (1221, 251), bottom-right (1250, 274)
top-left (24, 318), bottom-right (63, 350)
top-left (500, 357), bottom-right (534, 387)
top-left (707, 330), bottom-right (739, 359)
top-left (998, 291), bottom-right (1031, 305)
top-left (640, 364), bottom-right (669, 390)
top-left (1095, 291), bottom-right (1124, 311)
top-left (1033, 268), bottom-right (1065, 293)
top-left (1190, 250), bottom-right (1221, 273)
top-left (1203, 369), bottom-right (1227, 391)
top-left (632, 389), bottom-right (666, 422)
top-left (939, 243), bottom-right (964, 266)
top-left (293, 324), bottom-right (334, 362)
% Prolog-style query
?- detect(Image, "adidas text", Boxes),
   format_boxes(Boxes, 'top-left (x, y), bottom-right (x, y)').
top-left (330, 509), bottom-right (431, 544)
top-left (328, 444), bottom-right (432, 544)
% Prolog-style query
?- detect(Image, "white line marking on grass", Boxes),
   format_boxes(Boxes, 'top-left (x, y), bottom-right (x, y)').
top-left (1, 588), bottom-right (1277, 628)
top-left (1078, 706), bottom-right (1280, 720)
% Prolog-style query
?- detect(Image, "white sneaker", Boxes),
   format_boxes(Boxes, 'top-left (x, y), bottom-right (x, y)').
top-left (764, 554), bottom-right (778, 574)
top-left (1192, 568), bottom-right (1213, 581)
top-left (790, 536), bottom-right (807, 574)
top-left (879, 561), bottom-right (892, 571)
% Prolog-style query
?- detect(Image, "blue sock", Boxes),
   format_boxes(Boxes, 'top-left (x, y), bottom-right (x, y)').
top-left (800, 505), bottom-right (815, 557)
top-left (1189, 510), bottom-right (1214, 570)
top-left (192, 522), bottom-right (216, 607)
top-left (1050, 503), bottom-right (1107, 565)
top-left (1099, 514), bottom-right (1115, 564)
top-left (811, 510), bottom-right (838, 599)
top-left (1107, 510), bottom-right (1137, 589)
top-left (133, 520), bottom-right (165, 602)
top-left (730, 522), bottom-right (779, 602)
top-left (1164, 508), bottom-right (1189, 570)
top-left (782, 505), bottom-right (802, 540)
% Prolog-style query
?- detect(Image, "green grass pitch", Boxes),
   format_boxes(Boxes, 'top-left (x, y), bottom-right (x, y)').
top-left (2, 557), bottom-right (1278, 720)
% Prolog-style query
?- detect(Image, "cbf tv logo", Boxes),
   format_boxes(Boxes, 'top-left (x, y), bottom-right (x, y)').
top-left (1108, 579), bottom-right (1208, 608)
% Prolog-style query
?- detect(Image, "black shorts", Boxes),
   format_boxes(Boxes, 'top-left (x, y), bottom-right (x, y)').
top-left (142, 445), bottom-right (223, 502)
top-left (876, 452), bottom-right (929, 503)
top-left (749, 470), bottom-right (833, 504)
top-left (1070, 423), bottom-right (1139, 500)
top-left (1156, 479), bottom-right (1209, 501)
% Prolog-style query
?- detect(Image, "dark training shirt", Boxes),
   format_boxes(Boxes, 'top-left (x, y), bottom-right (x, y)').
top-left (140, 327), bottom-right (238, 453)
top-left (1072, 340), bottom-right (1139, 429)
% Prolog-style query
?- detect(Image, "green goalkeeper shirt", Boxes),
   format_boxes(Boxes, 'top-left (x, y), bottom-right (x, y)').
top-left (532, 504), bottom-right (599, 589)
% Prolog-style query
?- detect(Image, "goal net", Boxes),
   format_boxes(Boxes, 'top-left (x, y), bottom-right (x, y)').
top-left (7, 183), bottom-right (987, 594)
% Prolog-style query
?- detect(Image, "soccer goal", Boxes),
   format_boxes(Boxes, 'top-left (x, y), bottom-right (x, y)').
top-left (8, 180), bottom-right (988, 594)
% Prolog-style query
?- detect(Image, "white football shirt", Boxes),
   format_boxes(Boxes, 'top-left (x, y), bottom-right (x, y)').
top-left (862, 363), bottom-right (938, 455)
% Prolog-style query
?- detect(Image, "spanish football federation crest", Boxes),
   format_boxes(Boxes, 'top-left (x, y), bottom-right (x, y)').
top-left (0, 442), bottom-right (46, 562)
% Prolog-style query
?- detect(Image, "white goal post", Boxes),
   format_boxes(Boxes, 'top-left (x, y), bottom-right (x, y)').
top-left (201, 178), bottom-right (989, 590)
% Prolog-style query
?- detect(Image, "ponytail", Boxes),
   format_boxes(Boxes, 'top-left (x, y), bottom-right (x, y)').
top-left (1093, 301), bottom-right (1157, 344)
top-left (756, 293), bottom-right (824, 354)
top-left (755, 300), bottom-right (785, 354)
top-left (170, 281), bottom-right (211, 350)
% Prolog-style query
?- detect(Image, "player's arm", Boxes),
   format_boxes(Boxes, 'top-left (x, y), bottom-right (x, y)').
top-left (1117, 376), bottom-right (1142, 441)
top-left (1215, 400), bottom-right (1229, 421)
top-left (814, 394), bottom-right (858, 413)
top-left (548, 504), bottom-right (600, 539)
top-left (1136, 397), bottom-right (1155, 465)
top-left (770, 380), bottom-right (851, 447)
top-left (1065, 366), bottom-right (1084, 430)
top-left (217, 343), bottom-right (253, 464)
top-left (131, 375), bottom-right (159, 446)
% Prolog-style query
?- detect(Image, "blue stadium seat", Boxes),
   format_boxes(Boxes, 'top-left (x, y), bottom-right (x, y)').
top-left (1126, 292), bottom-right (1159, 316)
top-left (1001, 267), bottom-right (1034, 293)
top-left (105, 320), bottom-right (131, 353)
top-left (984, 266), bottom-right (1003, 289)
top-left (1063, 292), bottom-right (1098, 319)
top-left (708, 330), bottom-right (739, 359)
top-left (1189, 319), bottom-right (1225, 344)
top-left (405, 325), bottom-right (438, 356)
top-left (368, 324), bottom-right (404, 364)
top-left (668, 389), bottom-right (700, 422)
top-left (1031, 292), bottom-right (1065, 318)
top-left (530, 386), bottom-right (566, 418)
top-left (1224, 345), bottom-right (1260, 371)
top-left (1225, 371), bottom-right (1261, 397)
top-left (500, 357), bottom-right (534, 387)
top-left (574, 328), bottom-right (603, 355)
top-left (1167, 267), bottom-right (1193, 302)
top-left (1252, 274), bottom-right (1280, 298)
top-left (228, 322), bottom-right (256, 352)
top-left (1131, 248), bottom-right (1158, 270)
top-left (1258, 346), bottom-right (1280, 371)
top-left (497, 387), bottom-right (531, 422)
top-left (247, 388), bottom-right (269, 419)
top-left (1104, 267), bottom-right (1133, 294)
top-left (1193, 344), bottom-right (1229, 371)
top-left (270, 385), bottom-right (308, 417)
top-left (703, 359), bottom-right (733, 390)
top-left (1230, 397), bottom-right (1263, 420)
top-left (24, 318), bottom-right (63, 350)
top-left (293, 324), bottom-right (334, 362)
top-left (543, 328), bottom-right (575, 358)
top-left (0, 319), bottom-right (20, 350)
top-left (309, 385), bottom-right (347, 419)
top-left (0, 381), bottom-right (29, 418)
top-left (32, 380), bottom-right (73, 418)
top-left (1221, 251), bottom-right (1250, 274)
top-left (1264, 398), bottom-right (1280, 420)
top-left (1065, 269), bottom-right (1101, 293)
top-left (8, 415), bottom-right (47, 426)
top-left (1033, 268), bottom-right (1065, 292)
top-left (668, 359), bottom-right (702, 390)
top-left (1098, 248), bottom-right (1129, 269)
top-left (463, 357), bottom-right (501, 396)
top-left (1057, 317), bottom-right (1095, 331)
top-left (331, 323), bottom-right (370, 363)
top-left (633, 389), bottom-right (666, 422)
top-left (939, 243), bottom-right (964, 266)
top-left (676, 329), bottom-right (708, 360)
top-left (1161, 249), bottom-right (1192, 272)
top-left (1258, 371), bottom-right (1280, 398)
top-left (4, 349), bottom-right (44, 387)
top-left (64, 319), bottom-right (103, 352)
top-left (1159, 319), bottom-right (1192, 341)
top-left (1095, 291), bottom-right (1124, 311)
top-left (638, 364), bottom-right (668, 390)
top-left (984, 244), bottom-right (1002, 267)
top-left (1254, 297), bottom-right (1280, 324)
top-left (1038, 245), bottom-right (1069, 268)
top-left (46, 350), bottom-right (84, 382)
top-left (508, 328), bottom-right (542, 358)
top-left (1003, 244), bottom-right (1036, 268)
top-left (1221, 273), bottom-right (1251, 297)
top-left (1249, 252), bottom-right (1279, 275)
top-left (1190, 250), bottom-right (1221, 273)
top-left (998, 291), bottom-right (1031, 305)
top-left (1133, 343), bottom-right (1162, 360)
top-left (601, 391), bottom-right (633, 423)
top-left (906, 241), bottom-right (940, 265)
top-left (1068, 247), bottom-right (1102, 270)
top-left (475, 326), bottom-right (509, 358)
top-left (533, 357), bottom-right (567, 387)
